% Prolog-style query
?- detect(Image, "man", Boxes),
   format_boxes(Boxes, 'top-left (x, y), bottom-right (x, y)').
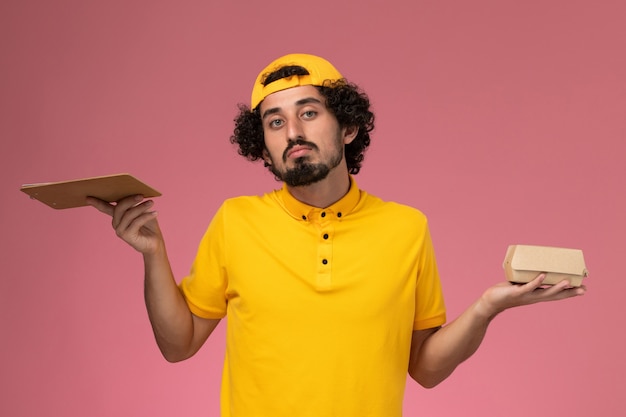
top-left (88, 53), bottom-right (586, 416)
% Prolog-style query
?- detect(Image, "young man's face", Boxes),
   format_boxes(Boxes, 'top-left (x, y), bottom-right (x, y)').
top-left (259, 85), bottom-right (357, 187)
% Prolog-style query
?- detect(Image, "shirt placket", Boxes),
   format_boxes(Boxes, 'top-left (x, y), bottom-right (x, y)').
top-left (310, 208), bottom-right (335, 289)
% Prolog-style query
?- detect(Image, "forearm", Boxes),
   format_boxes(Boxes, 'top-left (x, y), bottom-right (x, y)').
top-left (409, 297), bottom-right (497, 388)
top-left (87, 195), bottom-right (214, 361)
top-left (143, 244), bottom-right (195, 362)
top-left (409, 276), bottom-right (586, 388)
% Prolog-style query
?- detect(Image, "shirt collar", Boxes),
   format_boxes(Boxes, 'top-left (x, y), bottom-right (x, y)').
top-left (277, 176), bottom-right (361, 222)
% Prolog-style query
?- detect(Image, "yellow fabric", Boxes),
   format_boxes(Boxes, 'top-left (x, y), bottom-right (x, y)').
top-left (250, 53), bottom-right (343, 109)
top-left (179, 179), bottom-right (446, 417)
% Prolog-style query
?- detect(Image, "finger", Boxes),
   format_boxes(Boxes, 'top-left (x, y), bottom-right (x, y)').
top-left (574, 285), bottom-right (587, 296)
top-left (523, 273), bottom-right (547, 292)
top-left (113, 195), bottom-right (145, 215)
top-left (124, 210), bottom-right (159, 237)
top-left (86, 196), bottom-right (115, 216)
top-left (112, 195), bottom-right (146, 228)
top-left (115, 199), bottom-right (154, 232)
top-left (532, 280), bottom-right (586, 302)
top-left (545, 279), bottom-right (585, 297)
top-left (543, 286), bottom-right (583, 301)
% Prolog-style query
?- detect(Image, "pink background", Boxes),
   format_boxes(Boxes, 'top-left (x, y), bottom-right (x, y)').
top-left (1, 1), bottom-right (624, 416)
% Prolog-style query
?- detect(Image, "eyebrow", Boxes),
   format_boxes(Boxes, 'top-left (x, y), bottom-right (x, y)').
top-left (261, 97), bottom-right (323, 120)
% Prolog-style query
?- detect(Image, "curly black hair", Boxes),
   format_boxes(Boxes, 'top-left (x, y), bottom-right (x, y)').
top-left (229, 66), bottom-right (375, 175)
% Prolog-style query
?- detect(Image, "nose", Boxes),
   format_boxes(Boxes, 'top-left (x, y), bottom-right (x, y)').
top-left (286, 117), bottom-right (305, 142)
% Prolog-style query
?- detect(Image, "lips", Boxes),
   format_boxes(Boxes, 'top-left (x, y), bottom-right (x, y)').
top-left (287, 145), bottom-right (312, 158)
top-left (283, 140), bottom-right (318, 162)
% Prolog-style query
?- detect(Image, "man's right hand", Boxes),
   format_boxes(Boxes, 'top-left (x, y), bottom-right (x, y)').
top-left (87, 194), bottom-right (218, 361)
top-left (86, 194), bottom-right (162, 254)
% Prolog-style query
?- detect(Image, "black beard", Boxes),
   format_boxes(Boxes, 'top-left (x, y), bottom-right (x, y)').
top-left (273, 159), bottom-right (332, 187)
top-left (267, 138), bottom-right (344, 187)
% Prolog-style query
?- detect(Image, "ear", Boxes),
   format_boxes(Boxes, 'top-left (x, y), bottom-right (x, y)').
top-left (261, 148), bottom-right (272, 166)
top-left (342, 125), bottom-right (359, 145)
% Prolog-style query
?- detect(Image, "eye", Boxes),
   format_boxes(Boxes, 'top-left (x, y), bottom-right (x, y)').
top-left (269, 119), bottom-right (284, 128)
top-left (302, 110), bottom-right (317, 119)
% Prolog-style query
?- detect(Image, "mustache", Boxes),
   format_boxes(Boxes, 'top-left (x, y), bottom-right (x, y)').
top-left (283, 139), bottom-right (319, 162)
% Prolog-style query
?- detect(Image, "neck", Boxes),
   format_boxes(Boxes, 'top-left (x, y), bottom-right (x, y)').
top-left (286, 168), bottom-right (351, 208)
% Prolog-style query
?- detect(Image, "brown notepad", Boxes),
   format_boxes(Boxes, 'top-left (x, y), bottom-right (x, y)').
top-left (20, 173), bottom-right (161, 209)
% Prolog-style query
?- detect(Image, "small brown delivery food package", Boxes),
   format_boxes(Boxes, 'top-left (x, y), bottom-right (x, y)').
top-left (503, 245), bottom-right (588, 287)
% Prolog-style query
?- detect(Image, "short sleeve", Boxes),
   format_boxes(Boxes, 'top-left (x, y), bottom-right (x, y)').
top-left (413, 221), bottom-right (447, 330)
top-left (179, 205), bottom-right (229, 319)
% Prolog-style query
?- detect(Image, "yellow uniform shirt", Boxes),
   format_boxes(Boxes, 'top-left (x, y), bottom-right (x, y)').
top-left (180, 179), bottom-right (446, 417)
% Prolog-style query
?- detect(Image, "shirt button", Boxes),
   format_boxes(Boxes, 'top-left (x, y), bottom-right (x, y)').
top-left (322, 259), bottom-right (328, 265)
top-left (337, 212), bottom-right (342, 218)
top-left (302, 215), bottom-right (307, 220)
top-left (323, 233), bottom-right (329, 239)
top-left (321, 212), bottom-right (326, 218)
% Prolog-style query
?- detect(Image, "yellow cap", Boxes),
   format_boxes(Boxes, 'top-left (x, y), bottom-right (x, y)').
top-left (250, 53), bottom-right (343, 109)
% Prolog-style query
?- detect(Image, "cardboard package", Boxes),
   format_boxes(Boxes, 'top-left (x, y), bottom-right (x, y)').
top-left (503, 245), bottom-right (588, 287)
